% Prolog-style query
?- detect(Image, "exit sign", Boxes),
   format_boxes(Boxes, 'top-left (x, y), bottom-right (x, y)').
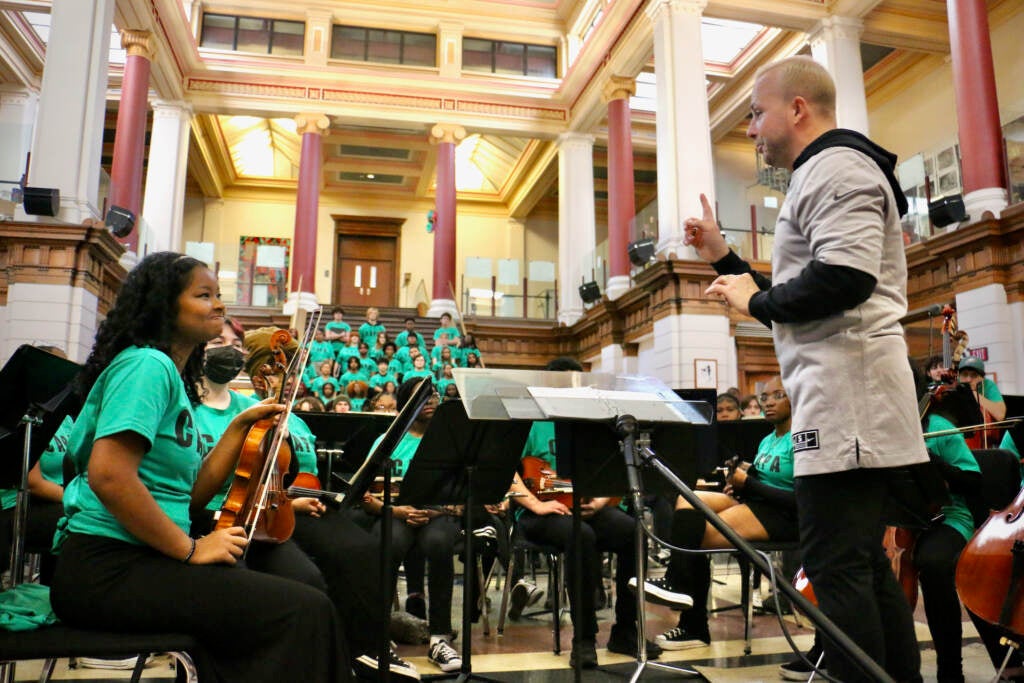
top-left (966, 347), bottom-right (988, 361)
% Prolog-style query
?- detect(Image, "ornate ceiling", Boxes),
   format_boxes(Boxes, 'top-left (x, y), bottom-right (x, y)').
top-left (0, 0), bottom-right (1018, 216)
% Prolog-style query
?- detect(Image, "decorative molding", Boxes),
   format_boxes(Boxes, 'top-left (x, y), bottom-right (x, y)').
top-left (187, 78), bottom-right (308, 99)
top-left (322, 88), bottom-right (444, 110)
top-left (0, 222), bottom-right (127, 313)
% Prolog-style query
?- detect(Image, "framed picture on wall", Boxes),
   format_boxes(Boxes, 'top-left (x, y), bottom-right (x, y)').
top-left (694, 358), bottom-right (718, 389)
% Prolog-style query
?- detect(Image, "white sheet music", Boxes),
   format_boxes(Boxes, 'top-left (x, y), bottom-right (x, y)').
top-left (526, 385), bottom-right (690, 422)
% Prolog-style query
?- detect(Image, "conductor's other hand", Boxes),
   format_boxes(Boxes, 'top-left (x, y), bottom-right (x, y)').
top-left (190, 527), bottom-right (247, 565)
top-left (705, 273), bottom-right (759, 316)
top-left (684, 194), bottom-right (729, 263)
top-left (535, 499), bottom-right (570, 516)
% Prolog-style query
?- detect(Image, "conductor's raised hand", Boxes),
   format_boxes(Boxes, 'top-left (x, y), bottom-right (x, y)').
top-left (705, 273), bottom-right (759, 316)
top-left (684, 194), bottom-right (729, 263)
top-left (189, 527), bottom-right (247, 565)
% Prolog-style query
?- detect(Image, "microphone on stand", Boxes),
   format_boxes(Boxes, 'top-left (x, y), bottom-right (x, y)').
top-left (899, 303), bottom-right (943, 325)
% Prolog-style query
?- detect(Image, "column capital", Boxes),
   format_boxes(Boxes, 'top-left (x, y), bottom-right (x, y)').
top-left (557, 131), bottom-right (595, 150)
top-left (602, 76), bottom-right (636, 103)
top-left (294, 113), bottom-right (331, 136)
top-left (151, 99), bottom-right (193, 116)
top-left (808, 15), bottom-right (864, 45)
top-left (430, 123), bottom-right (467, 145)
top-left (120, 29), bottom-right (156, 61)
top-left (645, 0), bottom-right (707, 22)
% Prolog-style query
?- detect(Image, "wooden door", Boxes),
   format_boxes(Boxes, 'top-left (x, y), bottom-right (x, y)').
top-left (333, 216), bottom-right (404, 307)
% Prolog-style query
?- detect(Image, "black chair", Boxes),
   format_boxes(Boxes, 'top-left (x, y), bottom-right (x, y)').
top-left (971, 448), bottom-right (1021, 513)
top-left (495, 529), bottom-right (566, 654)
top-left (0, 626), bottom-right (201, 682)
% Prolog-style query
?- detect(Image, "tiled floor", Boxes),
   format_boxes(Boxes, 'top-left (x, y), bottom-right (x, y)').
top-left (3, 554), bottom-right (1015, 681)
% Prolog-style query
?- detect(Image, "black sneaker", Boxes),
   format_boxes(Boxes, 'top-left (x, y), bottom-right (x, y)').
top-left (605, 630), bottom-right (663, 660)
top-left (628, 576), bottom-right (695, 609)
top-left (760, 592), bottom-right (793, 615)
top-left (405, 593), bottom-right (426, 620)
top-left (354, 647), bottom-right (421, 682)
top-left (779, 656), bottom-right (826, 680)
top-left (654, 626), bottom-right (710, 651)
top-left (569, 639), bottom-right (598, 669)
top-left (427, 639), bottom-right (461, 673)
top-left (507, 579), bottom-right (543, 620)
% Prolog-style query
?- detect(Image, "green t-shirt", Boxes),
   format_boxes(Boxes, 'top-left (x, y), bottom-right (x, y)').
top-left (60, 347), bottom-right (203, 545)
top-left (308, 340), bottom-right (335, 364)
top-left (999, 430), bottom-right (1021, 483)
top-left (370, 431), bottom-right (421, 479)
top-left (358, 322), bottom-right (386, 347)
top-left (750, 430), bottom-right (794, 493)
top-left (370, 372), bottom-right (398, 389)
top-left (325, 321), bottom-right (351, 351)
top-left (338, 372), bottom-right (368, 389)
top-left (311, 376), bottom-right (342, 400)
top-left (395, 331), bottom-right (426, 350)
top-left (926, 414), bottom-right (981, 541)
top-left (194, 391), bottom-right (259, 511)
top-left (434, 326), bottom-right (461, 341)
top-left (978, 377), bottom-right (1003, 402)
top-left (1, 415), bottom-right (74, 510)
top-left (404, 369), bottom-right (434, 383)
top-left (522, 421), bottom-right (556, 469)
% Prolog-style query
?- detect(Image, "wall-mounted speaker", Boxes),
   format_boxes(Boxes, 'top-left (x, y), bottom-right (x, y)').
top-left (22, 187), bottom-right (59, 216)
top-left (578, 281), bottom-right (601, 304)
top-left (628, 237), bottom-right (657, 267)
top-left (105, 205), bottom-right (136, 238)
top-left (928, 195), bottom-right (968, 228)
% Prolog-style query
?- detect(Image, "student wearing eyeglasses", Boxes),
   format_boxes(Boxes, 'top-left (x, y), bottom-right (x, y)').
top-left (630, 376), bottom-right (796, 651)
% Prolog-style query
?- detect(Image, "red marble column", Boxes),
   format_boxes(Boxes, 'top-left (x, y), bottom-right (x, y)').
top-left (429, 123), bottom-right (466, 313)
top-left (948, 0), bottom-right (1007, 198)
top-left (291, 114), bottom-right (329, 298)
top-left (603, 77), bottom-right (637, 300)
top-left (109, 30), bottom-right (155, 253)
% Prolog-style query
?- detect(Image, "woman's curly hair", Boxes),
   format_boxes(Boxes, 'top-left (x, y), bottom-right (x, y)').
top-left (77, 252), bottom-right (208, 404)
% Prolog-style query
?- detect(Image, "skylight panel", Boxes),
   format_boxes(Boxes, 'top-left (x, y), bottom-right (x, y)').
top-left (701, 18), bottom-right (764, 64)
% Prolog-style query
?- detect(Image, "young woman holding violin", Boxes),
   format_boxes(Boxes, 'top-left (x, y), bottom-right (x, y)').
top-left (505, 357), bottom-right (656, 670)
top-left (239, 327), bottom-right (421, 682)
top-left (49, 252), bottom-right (350, 683)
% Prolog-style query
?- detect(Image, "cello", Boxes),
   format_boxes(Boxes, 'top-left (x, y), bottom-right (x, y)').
top-left (955, 485), bottom-right (1024, 637)
top-left (520, 455), bottom-right (620, 509)
top-left (215, 312), bottom-right (323, 545)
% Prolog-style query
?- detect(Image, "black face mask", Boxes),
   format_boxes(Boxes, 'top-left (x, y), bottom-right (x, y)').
top-left (204, 346), bottom-right (245, 385)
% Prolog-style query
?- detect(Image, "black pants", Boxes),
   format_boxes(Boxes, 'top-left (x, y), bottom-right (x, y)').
top-left (796, 469), bottom-right (922, 683)
top-left (915, 523), bottom-right (967, 683)
top-left (51, 532), bottom-right (351, 683)
top-left (291, 509), bottom-right (390, 656)
top-left (395, 515), bottom-right (460, 636)
top-left (518, 506), bottom-right (637, 641)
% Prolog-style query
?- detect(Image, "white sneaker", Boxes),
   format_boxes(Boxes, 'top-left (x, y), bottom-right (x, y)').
top-left (428, 639), bottom-right (462, 673)
top-left (76, 656), bottom-right (148, 670)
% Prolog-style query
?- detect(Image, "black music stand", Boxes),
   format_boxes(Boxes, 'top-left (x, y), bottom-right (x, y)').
top-left (0, 345), bottom-right (80, 587)
top-left (400, 400), bottom-right (530, 682)
top-left (335, 378), bottom-right (435, 682)
top-left (295, 411), bottom-right (393, 487)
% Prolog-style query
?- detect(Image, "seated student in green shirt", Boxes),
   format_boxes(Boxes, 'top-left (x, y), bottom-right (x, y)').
top-left (431, 342), bottom-right (458, 374)
top-left (356, 342), bottom-right (378, 377)
top-left (432, 312), bottom-right (460, 343)
top-left (369, 359), bottom-right (398, 390)
top-left (335, 330), bottom-right (362, 367)
top-left (1000, 428), bottom-right (1021, 482)
top-left (311, 362), bottom-right (343, 403)
top-left (395, 318), bottom-right (426, 351)
top-left (636, 376), bottom-right (798, 653)
top-left (308, 328), bottom-right (336, 367)
top-left (369, 331), bottom-right (388, 362)
top-left (403, 354), bottom-right (434, 382)
top-left (339, 356), bottom-right (369, 388)
top-left (957, 356), bottom-right (1006, 450)
top-left (48, 252), bottom-right (349, 683)
top-left (324, 307), bottom-right (351, 354)
top-left (505, 357), bottom-right (660, 669)
top-left (463, 349), bottom-right (482, 369)
top-left (358, 307), bottom-right (387, 347)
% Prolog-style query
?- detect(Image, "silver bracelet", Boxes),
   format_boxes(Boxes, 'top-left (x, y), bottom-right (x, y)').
top-left (182, 537), bottom-right (197, 564)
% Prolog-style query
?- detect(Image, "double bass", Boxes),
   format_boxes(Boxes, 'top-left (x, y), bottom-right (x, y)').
top-left (214, 312), bottom-right (323, 545)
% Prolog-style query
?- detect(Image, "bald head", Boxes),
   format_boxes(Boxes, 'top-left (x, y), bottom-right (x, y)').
top-left (755, 56), bottom-right (837, 120)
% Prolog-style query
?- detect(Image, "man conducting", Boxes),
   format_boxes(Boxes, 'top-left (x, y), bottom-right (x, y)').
top-left (686, 56), bottom-right (928, 682)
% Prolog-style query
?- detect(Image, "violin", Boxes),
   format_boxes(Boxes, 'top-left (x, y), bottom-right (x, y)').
top-left (520, 455), bottom-right (620, 510)
top-left (287, 472), bottom-right (343, 508)
top-left (215, 312), bottom-right (323, 544)
top-left (955, 484), bottom-right (1024, 636)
